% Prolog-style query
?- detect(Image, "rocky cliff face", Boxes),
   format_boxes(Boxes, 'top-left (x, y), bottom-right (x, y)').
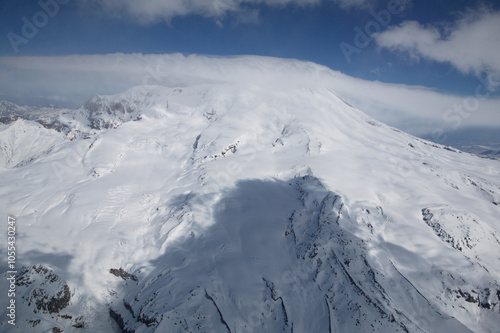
top-left (1, 265), bottom-right (86, 332)
top-left (83, 96), bottom-right (142, 130)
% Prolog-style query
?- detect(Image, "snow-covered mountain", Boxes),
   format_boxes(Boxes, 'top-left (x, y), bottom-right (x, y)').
top-left (456, 144), bottom-right (500, 160)
top-left (1, 59), bottom-right (500, 332)
top-left (0, 100), bottom-right (70, 128)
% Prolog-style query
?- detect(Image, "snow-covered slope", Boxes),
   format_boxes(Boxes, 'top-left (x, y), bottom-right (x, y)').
top-left (0, 100), bottom-right (70, 127)
top-left (1, 61), bottom-right (499, 332)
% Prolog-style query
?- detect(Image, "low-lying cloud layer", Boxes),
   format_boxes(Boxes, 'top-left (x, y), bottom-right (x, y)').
top-left (1, 53), bottom-right (498, 142)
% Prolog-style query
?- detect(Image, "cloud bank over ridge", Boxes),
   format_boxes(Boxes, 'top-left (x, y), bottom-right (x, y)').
top-left (1, 53), bottom-right (499, 141)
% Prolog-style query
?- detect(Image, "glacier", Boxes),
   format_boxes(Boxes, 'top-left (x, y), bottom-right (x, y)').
top-left (0, 57), bottom-right (499, 332)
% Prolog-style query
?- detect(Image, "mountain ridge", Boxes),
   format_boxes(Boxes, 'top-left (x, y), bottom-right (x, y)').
top-left (1, 77), bottom-right (499, 332)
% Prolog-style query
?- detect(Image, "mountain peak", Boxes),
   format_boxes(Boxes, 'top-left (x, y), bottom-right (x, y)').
top-left (1, 69), bottom-right (500, 332)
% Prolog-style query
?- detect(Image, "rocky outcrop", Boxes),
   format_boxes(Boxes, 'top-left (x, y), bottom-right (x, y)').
top-left (84, 96), bottom-right (141, 130)
top-left (110, 268), bottom-right (138, 282)
top-left (16, 265), bottom-right (71, 314)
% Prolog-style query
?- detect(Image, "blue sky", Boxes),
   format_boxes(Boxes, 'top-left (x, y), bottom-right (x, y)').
top-left (0, 0), bottom-right (499, 145)
top-left (1, 0), bottom-right (499, 94)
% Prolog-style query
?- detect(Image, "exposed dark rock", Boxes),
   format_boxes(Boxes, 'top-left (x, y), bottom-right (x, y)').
top-left (110, 268), bottom-right (138, 281)
top-left (124, 300), bottom-right (135, 317)
top-left (110, 308), bottom-right (136, 333)
top-left (421, 208), bottom-right (464, 251)
top-left (457, 289), bottom-right (478, 303)
top-left (16, 265), bottom-right (71, 314)
top-left (204, 290), bottom-right (231, 332)
top-left (138, 313), bottom-right (159, 327)
top-left (28, 319), bottom-right (41, 327)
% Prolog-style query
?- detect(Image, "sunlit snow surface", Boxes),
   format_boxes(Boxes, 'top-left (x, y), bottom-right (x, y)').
top-left (1, 70), bottom-right (500, 332)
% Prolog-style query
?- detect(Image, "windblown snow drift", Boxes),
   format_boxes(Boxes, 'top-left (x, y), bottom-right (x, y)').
top-left (1, 56), bottom-right (499, 332)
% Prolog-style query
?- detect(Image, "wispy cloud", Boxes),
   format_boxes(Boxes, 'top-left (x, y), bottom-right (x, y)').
top-left (375, 7), bottom-right (500, 89)
top-left (83, 0), bottom-right (380, 24)
top-left (1, 53), bottom-right (498, 138)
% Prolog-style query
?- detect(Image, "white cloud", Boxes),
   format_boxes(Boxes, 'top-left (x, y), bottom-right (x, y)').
top-left (1, 53), bottom-right (498, 139)
top-left (84, 0), bottom-right (377, 24)
top-left (375, 8), bottom-right (500, 89)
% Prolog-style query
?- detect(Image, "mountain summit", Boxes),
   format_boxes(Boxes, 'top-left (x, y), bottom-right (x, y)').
top-left (1, 59), bottom-right (500, 332)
